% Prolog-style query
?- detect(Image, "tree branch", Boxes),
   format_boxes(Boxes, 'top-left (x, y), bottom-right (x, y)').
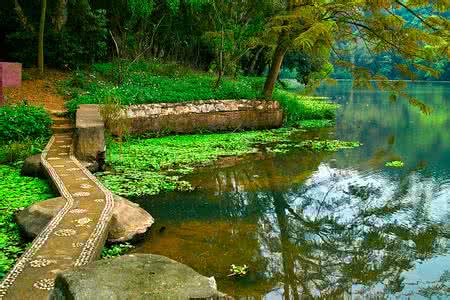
top-left (394, 0), bottom-right (439, 31)
top-left (14, 0), bottom-right (35, 33)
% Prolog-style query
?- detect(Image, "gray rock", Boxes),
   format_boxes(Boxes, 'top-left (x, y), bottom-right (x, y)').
top-left (109, 195), bottom-right (154, 243)
top-left (15, 195), bottom-right (154, 243)
top-left (50, 254), bottom-right (229, 300)
top-left (80, 160), bottom-right (100, 173)
top-left (21, 154), bottom-right (45, 178)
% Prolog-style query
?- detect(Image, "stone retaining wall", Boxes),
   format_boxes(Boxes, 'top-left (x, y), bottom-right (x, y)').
top-left (118, 100), bottom-right (283, 135)
top-left (75, 100), bottom-right (283, 162)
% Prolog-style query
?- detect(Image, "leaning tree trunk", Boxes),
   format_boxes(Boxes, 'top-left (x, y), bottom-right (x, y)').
top-left (38, 0), bottom-right (47, 74)
top-left (263, 40), bottom-right (288, 99)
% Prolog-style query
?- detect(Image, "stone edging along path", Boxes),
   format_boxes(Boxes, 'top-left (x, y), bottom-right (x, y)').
top-left (0, 134), bottom-right (114, 300)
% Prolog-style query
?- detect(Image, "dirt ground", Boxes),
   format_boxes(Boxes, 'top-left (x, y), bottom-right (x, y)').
top-left (3, 68), bottom-right (68, 111)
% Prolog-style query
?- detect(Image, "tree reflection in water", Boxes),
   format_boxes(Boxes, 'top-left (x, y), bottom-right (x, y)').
top-left (259, 165), bottom-right (449, 299)
top-left (135, 156), bottom-right (449, 299)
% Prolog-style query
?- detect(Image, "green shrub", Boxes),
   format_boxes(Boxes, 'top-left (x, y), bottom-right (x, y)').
top-left (0, 139), bottom-right (48, 165)
top-left (273, 90), bottom-right (339, 126)
top-left (0, 104), bottom-right (52, 142)
top-left (0, 165), bottom-right (55, 279)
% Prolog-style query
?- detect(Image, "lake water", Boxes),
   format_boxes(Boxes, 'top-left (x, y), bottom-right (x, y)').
top-left (133, 81), bottom-right (450, 299)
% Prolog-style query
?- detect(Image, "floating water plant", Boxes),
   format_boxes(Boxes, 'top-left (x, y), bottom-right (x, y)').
top-left (228, 264), bottom-right (249, 277)
top-left (385, 160), bottom-right (404, 168)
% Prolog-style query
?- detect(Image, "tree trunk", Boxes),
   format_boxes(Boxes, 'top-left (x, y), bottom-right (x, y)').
top-left (263, 40), bottom-right (288, 99)
top-left (54, 0), bottom-right (68, 32)
top-left (38, 0), bottom-right (47, 74)
top-left (215, 26), bottom-right (225, 88)
top-left (247, 47), bottom-right (263, 75)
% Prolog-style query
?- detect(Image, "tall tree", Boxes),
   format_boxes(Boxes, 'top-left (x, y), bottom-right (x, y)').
top-left (262, 0), bottom-right (449, 98)
top-left (38, 0), bottom-right (47, 74)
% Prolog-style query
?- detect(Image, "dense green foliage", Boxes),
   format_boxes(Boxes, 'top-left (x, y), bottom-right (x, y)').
top-left (0, 0), bottom-right (107, 68)
top-left (1, 0), bottom-right (446, 96)
top-left (0, 105), bottom-right (53, 279)
top-left (0, 165), bottom-right (55, 279)
top-left (0, 104), bottom-right (52, 165)
top-left (64, 62), bottom-right (265, 111)
top-left (0, 104), bottom-right (52, 142)
top-left (63, 61), bottom-right (337, 126)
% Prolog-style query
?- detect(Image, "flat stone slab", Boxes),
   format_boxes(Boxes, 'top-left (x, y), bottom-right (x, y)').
top-left (50, 254), bottom-right (229, 299)
top-left (0, 134), bottom-right (114, 299)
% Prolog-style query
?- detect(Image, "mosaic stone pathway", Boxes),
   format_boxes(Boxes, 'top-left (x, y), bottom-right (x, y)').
top-left (0, 134), bottom-right (114, 299)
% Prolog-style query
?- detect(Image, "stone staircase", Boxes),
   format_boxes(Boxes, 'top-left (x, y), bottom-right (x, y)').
top-left (49, 110), bottom-right (73, 134)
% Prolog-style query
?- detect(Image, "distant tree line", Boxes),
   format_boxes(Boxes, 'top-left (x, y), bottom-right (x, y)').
top-left (0, 0), bottom-right (448, 97)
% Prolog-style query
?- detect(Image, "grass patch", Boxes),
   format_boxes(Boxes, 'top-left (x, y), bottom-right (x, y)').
top-left (0, 165), bottom-right (55, 279)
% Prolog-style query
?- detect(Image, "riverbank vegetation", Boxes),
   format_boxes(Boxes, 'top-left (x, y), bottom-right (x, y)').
top-left (62, 60), bottom-right (338, 127)
top-left (0, 104), bottom-right (54, 279)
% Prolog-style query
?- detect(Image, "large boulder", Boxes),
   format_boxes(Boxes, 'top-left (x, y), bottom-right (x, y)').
top-left (50, 254), bottom-right (229, 300)
top-left (108, 195), bottom-right (154, 243)
top-left (21, 154), bottom-right (46, 178)
top-left (14, 195), bottom-right (154, 243)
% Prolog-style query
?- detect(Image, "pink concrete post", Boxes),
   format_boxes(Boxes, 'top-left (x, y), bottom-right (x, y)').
top-left (0, 62), bottom-right (22, 105)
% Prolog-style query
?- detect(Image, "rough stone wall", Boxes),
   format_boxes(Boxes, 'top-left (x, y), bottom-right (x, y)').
top-left (120, 100), bottom-right (283, 134)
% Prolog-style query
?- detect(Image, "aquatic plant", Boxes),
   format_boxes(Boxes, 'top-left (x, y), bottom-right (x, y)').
top-left (385, 160), bottom-right (404, 168)
top-left (101, 242), bottom-right (134, 259)
top-left (228, 264), bottom-right (249, 277)
top-left (99, 129), bottom-right (296, 197)
top-left (0, 165), bottom-right (55, 279)
top-left (297, 119), bottom-right (334, 129)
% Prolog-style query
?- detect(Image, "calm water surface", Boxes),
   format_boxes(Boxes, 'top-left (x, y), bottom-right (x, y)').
top-left (133, 82), bottom-right (450, 299)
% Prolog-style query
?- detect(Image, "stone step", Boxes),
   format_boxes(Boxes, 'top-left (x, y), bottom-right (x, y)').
top-left (48, 109), bottom-right (69, 117)
top-left (51, 116), bottom-right (72, 126)
top-left (51, 124), bottom-right (74, 134)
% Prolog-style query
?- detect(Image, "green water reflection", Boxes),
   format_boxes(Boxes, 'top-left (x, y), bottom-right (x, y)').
top-left (134, 82), bottom-right (450, 299)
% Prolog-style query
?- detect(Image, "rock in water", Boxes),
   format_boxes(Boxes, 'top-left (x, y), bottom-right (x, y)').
top-left (50, 254), bottom-right (229, 299)
top-left (15, 195), bottom-right (154, 243)
top-left (108, 195), bottom-right (154, 242)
